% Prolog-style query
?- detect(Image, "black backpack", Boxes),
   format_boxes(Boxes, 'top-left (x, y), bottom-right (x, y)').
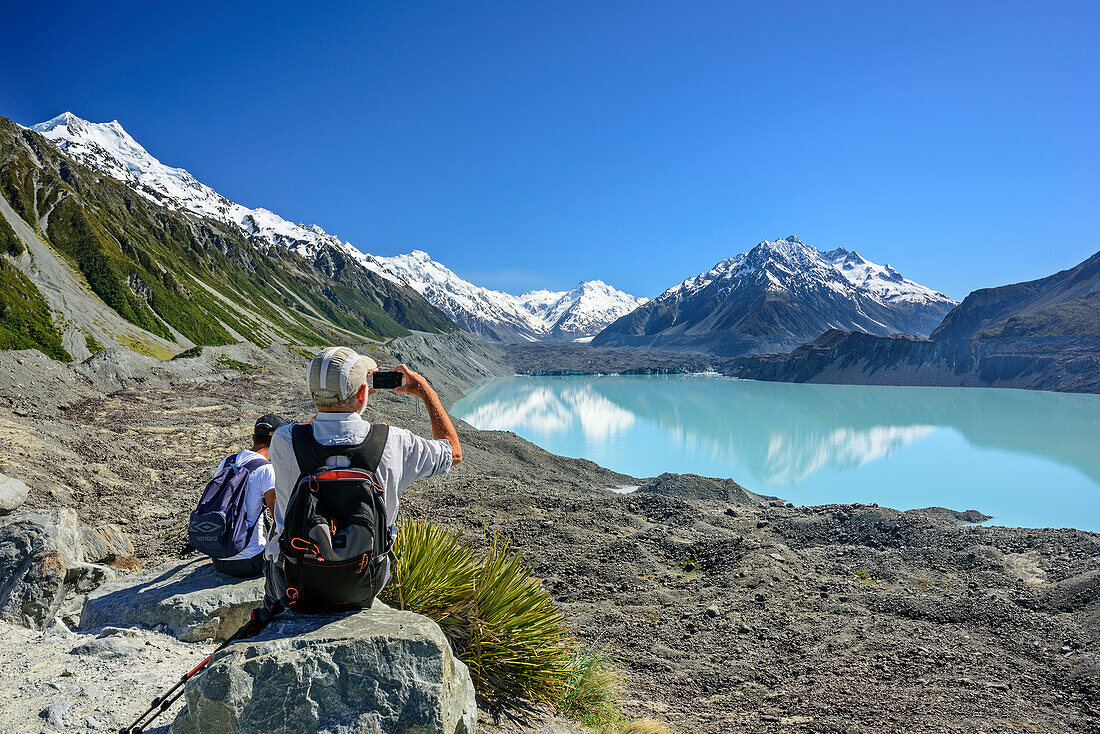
top-left (279, 422), bottom-right (392, 611)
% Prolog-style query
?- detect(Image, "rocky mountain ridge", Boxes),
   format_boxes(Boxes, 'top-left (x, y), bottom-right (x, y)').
top-left (0, 114), bottom-right (456, 361)
top-left (370, 250), bottom-right (647, 342)
top-left (931, 248), bottom-right (1100, 341)
top-left (593, 235), bottom-right (956, 356)
top-left (30, 113), bottom-right (645, 343)
top-left (726, 248), bottom-right (1100, 392)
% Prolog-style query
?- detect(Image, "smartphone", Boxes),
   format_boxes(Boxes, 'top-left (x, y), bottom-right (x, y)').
top-left (372, 371), bottom-right (404, 389)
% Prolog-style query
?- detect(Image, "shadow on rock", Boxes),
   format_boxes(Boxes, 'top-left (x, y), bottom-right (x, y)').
top-left (80, 558), bottom-right (264, 641)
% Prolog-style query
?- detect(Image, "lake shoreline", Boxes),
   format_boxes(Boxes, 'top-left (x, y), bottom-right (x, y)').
top-left (453, 371), bottom-right (1100, 534)
top-left (501, 338), bottom-right (1100, 395)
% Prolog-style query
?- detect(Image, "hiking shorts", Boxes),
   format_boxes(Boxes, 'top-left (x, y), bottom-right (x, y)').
top-left (212, 553), bottom-right (265, 579)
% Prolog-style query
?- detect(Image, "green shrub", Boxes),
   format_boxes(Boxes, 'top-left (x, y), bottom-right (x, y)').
top-left (467, 536), bottom-right (573, 707)
top-left (172, 345), bottom-right (203, 360)
top-left (0, 258), bottom-right (70, 360)
top-left (381, 521), bottom-right (676, 732)
top-left (382, 520), bottom-right (477, 643)
top-left (216, 356), bottom-right (262, 372)
top-left (0, 215), bottom-right (22, 256)
top-left (84, 332), bottom-right (105, 355)
top-left (381, 522), bottom-right (573, 708)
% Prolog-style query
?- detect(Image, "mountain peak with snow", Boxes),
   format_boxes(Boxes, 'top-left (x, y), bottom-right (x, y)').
top-left (368, 250), bottom-right (646, 342)
top-left (594, 235), bottom-right (957, 355)
top-left (27, 112), bottom-right (645, 341)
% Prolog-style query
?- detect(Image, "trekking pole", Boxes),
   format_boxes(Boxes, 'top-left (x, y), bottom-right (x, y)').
top-left (119, 600), bottom-right (284, 734)
top-left (118, 625), bottom-right (246, 734)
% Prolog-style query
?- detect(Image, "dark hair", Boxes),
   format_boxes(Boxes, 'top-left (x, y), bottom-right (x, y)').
top-left (252, 431), bottom-right (274, 449)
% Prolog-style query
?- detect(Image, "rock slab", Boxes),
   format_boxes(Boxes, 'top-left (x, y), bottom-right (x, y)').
top-left (0, 508), bottom-right (85, 627)
top-left (0, 474), bottom-right (30, 514)
top-left (80, 559), bottom-right (264, 641)
top-left (169, 606), bottom-right (476, 734)
top-left (81, 523), bottom-right (136, 563)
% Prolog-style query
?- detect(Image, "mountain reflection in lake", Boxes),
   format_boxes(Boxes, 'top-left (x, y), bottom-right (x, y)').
top-left (452, 375), bottom-right (1100, 531)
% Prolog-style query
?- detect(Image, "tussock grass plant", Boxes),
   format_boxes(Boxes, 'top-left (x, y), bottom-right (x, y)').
top-left (557, 649), bottom-right (675, 734)
top-left (615, 721), bottom-right (676, 734)
top-left (382, 520), bottom-right (478, 643)
top-left (558, 647), bottom-right (624, 725)
top-left (381, 521), bottom-right (573, 707)
top-left (465, 536), bottom-right (573, 706)
top-left (383, 521), bottom-right (676, 732)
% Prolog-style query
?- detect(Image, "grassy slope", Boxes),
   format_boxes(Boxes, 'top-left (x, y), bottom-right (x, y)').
top-left (0, 255), bottom-right (69, 360)
top-left (0, 211), bottom-right (22, 256)
top-left (0, 116), bottom-right (455, 355)
top-left (0, 212), bottom-right (69, 358)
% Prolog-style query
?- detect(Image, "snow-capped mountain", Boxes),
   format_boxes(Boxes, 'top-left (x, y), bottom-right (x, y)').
top-left (30, 112), bottom-right (643, 342)
top-left (370, 250), bottom-right (647, 342)
top-left (592, 235), bottom-right (956, 356)
top-left (29, 113), bottom-right (402, 284)
top-left (544, 279), bottom-right (649, 340)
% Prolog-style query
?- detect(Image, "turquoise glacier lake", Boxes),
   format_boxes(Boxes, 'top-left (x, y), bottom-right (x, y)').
top-left (452, 375), bottom-right (1100, 532)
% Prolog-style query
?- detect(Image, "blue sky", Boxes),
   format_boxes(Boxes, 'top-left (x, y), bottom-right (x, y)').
top-left (2, 1), bottom-right (1097, 300)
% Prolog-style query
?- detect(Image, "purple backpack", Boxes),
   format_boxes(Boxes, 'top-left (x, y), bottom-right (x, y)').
top-left (188, 453), bottom-right (270, 559)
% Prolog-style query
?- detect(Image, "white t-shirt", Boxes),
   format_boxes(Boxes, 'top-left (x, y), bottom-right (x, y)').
top-left (265, 412), bottom-right (453, 563)
top-left (212, 449), bottom-right (275, 560)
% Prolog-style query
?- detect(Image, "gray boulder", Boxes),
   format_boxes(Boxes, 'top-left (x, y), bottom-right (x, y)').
top-left (0, 474), bottom-right (30, 514)
top-left (81, 523), bottom-right (136, 563)
top-left (169, 605), bottom-right (476, 734)
top-left (70, 627), bottom-right (150, 658)
top-left (80, 558), bottom-right (263, 641)
top-left (0, 508), bottom-right (85, 627)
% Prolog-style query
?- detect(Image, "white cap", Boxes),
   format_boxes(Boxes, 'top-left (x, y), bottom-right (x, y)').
top-left (307, 347), bottom-right (378, 407)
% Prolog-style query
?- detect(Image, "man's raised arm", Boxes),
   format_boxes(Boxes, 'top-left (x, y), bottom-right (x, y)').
top-left (393, 364), bottom-right (462, 465)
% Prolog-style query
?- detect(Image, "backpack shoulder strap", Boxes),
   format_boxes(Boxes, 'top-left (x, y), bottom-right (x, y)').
top-left (347, 424), bottom-right (389, 472)
top-left (240, 457), bottom-right (271, 473)
top-left (290, 421), bottom-right (389, 474)
top-left (221, 452), bottom-right (241, 474)
top-left (291, 423), bottom-right (327, 476)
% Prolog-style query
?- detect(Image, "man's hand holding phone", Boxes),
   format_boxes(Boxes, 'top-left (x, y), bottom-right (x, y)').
top-left (368, 364), bottom-right (433, 402)
top-left (392, 364), bottom-right (431, 400)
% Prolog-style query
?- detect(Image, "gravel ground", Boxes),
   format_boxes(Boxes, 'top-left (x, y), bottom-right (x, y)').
top-left (0, 621), bottom-right (215, 733)
top-left (1, 336), bottom-right (1098, 733)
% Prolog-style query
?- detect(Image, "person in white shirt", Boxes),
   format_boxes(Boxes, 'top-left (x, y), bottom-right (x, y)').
top-left (209, 414), bottom-right (284, 578)
top-left (262, 347), bottom-right (462, 609)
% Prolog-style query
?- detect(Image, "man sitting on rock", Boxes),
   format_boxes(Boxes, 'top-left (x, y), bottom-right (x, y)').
top-left (206, 414), bottom-right (285, 578)
top-left (262, 347), bottom-right (462, 611)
